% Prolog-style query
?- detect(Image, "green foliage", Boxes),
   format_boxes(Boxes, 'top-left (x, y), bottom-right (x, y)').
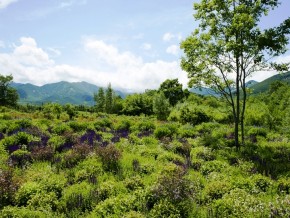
top-left (94, 87), bottom-right (105, 113)
top-left (153, 92), bottom-right (171, 120)
top-left (122, 93), bottom-right (153, 116)
top-left (15, 181), bottom-right (42, 206)
top-left (60, 182), bottom-right (96, 214)
top-left (154, 123), bottom-right (178, 139)
top-left (159, 78), bottom-right (185, 106)
top-left (96, 144), bottom-right (122, 173)
top-left (213, 189), bottom-right (269, 218)
top-left (0, 74), bottom-right (19, 107)
top-left (0, 206), bottom-right (48, 218)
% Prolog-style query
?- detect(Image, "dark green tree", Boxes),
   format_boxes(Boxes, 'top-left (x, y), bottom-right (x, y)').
top-left (0, 74), bottom-right (19, 107)
top-left (105, 83), bottom-right (113, 114)
top-left (153, 92), bottom-right (171, 120)
top-left (159, 79), bottom-right (184, 106)
top-left (94, 87), bottom-right (105, 112)
top-left (181, 0), bottom-right (290, 148)
top-left (122, 93), bottom-right (153, 116)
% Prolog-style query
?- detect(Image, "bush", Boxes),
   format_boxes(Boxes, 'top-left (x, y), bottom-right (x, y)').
top-left (200, 160), bottom-right (227, 176)
top-left (96, 144), bottom-right (122, 173)
top-left (154, 123), bottom-right (178, 139)
top-left (68, 121), bottom-right (88, 132)
top-left (0, 167), bottom-right (19, 208)
top-left (15, 181), bottom-right (42, 206)
top-left (9, 150), bottom-right (32, 168)
top-left (124, 176), bottom-right (144, 191)
top-left (277, 177), bottom-right (290, 195)
top-left (60, 182), bottom-right (96, 214)
top-left (0, 206), bottom-right (48, 218)
top-left (213, 189), bottom-right (269, 217)
top-left (52, 124), bottom-right (71, 135)
top-left (147, 165), bottom-right (195, 216)
top-left (98, 180), bottom-right (126, 201)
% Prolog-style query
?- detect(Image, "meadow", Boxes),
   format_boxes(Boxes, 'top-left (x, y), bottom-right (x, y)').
top-left (0, 87), bottom-right (289, 217)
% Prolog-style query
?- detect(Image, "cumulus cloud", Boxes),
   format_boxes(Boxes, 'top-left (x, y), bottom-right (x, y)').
top-left (163, 32), bottom-right (182, 42)
top-left (0, 37), bottom-right (188, 92)
top-left (0, 0), bottom-right (18, 9)
top-left (163, 32), bottom-right (175, 42)
top-left (166, 45), bottom-right (180, 56)
top-left (141, 43), bottom-right (152, 50)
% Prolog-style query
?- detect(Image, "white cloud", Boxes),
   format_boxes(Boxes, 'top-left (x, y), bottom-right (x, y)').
top-left (163, 32), bottom-right (175, 42)
top-left (58, 0), bottom-right (87, 9)
top-left (163, 32), bottom-right (183, 42)
top-left (141, 43), bottom-right (152, 50)
top-left (166, 45), bottom-right (179, 56)
top-left (0, 37), bottom-right (188, 92)
top-left (0, 40), bottom-right (5, 48)
top-left (0, 0), bottom-right (18, 9)
top-left (13, 37), bottom-right (54, 66)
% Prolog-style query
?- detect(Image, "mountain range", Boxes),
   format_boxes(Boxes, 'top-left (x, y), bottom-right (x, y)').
top-left (11, 71), bottom-right (290, 105)
top-left (11, 81), bottom-right (127, 106)
top-left (190, 71), bottom-right (290, 96)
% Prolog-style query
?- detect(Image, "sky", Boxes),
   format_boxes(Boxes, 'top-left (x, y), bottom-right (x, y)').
top-left (0, 0), bottom-right (290, 92)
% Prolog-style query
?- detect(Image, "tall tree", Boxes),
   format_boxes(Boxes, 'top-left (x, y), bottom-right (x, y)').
top-left (153, 91), bottom-right (171, 120)
top-left (0, 74), bottom-right (19, 107)
top-left (181, 0), bottom-right (290, 148)
top-left (159, 79), bottom-right (184, 106)
top-left (105, 83), bottom-right (113, 114)
top-left (94, 87), bottom-right (105, 112)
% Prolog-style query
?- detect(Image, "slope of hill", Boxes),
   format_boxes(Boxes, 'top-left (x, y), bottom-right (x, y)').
top-left (250, 71), bottom-right (290, 94)
top-left (11, 81), bottom-right (127, 106)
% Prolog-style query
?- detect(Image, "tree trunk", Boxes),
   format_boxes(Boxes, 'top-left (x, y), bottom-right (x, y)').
top-left (235, 54), bottom-right (240, 149)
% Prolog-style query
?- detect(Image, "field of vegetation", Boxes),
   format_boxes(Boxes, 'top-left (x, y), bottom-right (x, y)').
top-left (0, 80), bottom-right (290, 217)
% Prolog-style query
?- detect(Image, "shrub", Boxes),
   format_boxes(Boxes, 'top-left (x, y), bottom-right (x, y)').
top-left (96, 144), bottom-right (122, 173)
top-left (154, 123), bottom-right (178, 139)
top-left (27, 191), bottom-right (58, 211)
top-left (178, 124), bottom-right (196, 138)
top-left (137, 120), bottom-right (156, 132)
top-left (68, 121), bottom-right (88, 132)
top-left (124, 176), bottom-right (144, 191)
top-left (203, 180), bottom-right (232, 202)
top-left (200, 160), bottom-right (227, 176)
top-left (98, 180), bottom-right (126, 201)
top-left (15, 181), bottom-right (42, 206)
top-left (47, 136), bottom-right (65, 152)
top-left (149, 198), bottom-right (181, 218)
top-left (277, 177), bottom-right (290, 195)
top-left (60, 182), bottom-right (96, 214)
top-left (0, 206), bottom-right (48, 218)
top-left (74, 157), bottom-right (103, 184)
top-left (0, 167), bottom-right (19, 208)
top-left (148, 165), bottom-right (195, 216)
top-left (52, 124), bottom-right (71, 135)
top-left (213, 189), bottom-right (269, 217)
top-left (9, 150), bottom-right (32, 168)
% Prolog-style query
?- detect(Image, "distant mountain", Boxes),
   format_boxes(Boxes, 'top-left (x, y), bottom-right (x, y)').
top-left (250, 71), bottom-right (290, 94)
top-left (11, 81), bottom-right (128, 106)
top-left (245, 80), bottom-right (259, 87)
top-left (190, 80), bottom-right (259, 96)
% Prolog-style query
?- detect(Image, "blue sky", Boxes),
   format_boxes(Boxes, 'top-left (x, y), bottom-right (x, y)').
top-left (0, 0), bottom-right (290, 92)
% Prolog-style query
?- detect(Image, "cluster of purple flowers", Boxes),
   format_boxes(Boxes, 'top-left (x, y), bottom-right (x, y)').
top-left (80, 130), bottom-right (102, 146)
top-left (137, 130), bottom-right (153, 138)
top-left (110, 129), bottom-right (130, 143)
top-left (0, 132), bottom-right (4, 140)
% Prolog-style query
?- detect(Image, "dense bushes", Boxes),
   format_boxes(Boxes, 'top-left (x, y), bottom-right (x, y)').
top-left (0, 95), bottom-right (289, 217)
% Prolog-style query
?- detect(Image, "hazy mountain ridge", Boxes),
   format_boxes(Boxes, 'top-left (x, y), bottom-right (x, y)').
top-left (11, 81), bottom-right (127, 106)
top-left (11, 72), bottom-right (289, 105)
top-left (250, 71), bottom-right (290, 94)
